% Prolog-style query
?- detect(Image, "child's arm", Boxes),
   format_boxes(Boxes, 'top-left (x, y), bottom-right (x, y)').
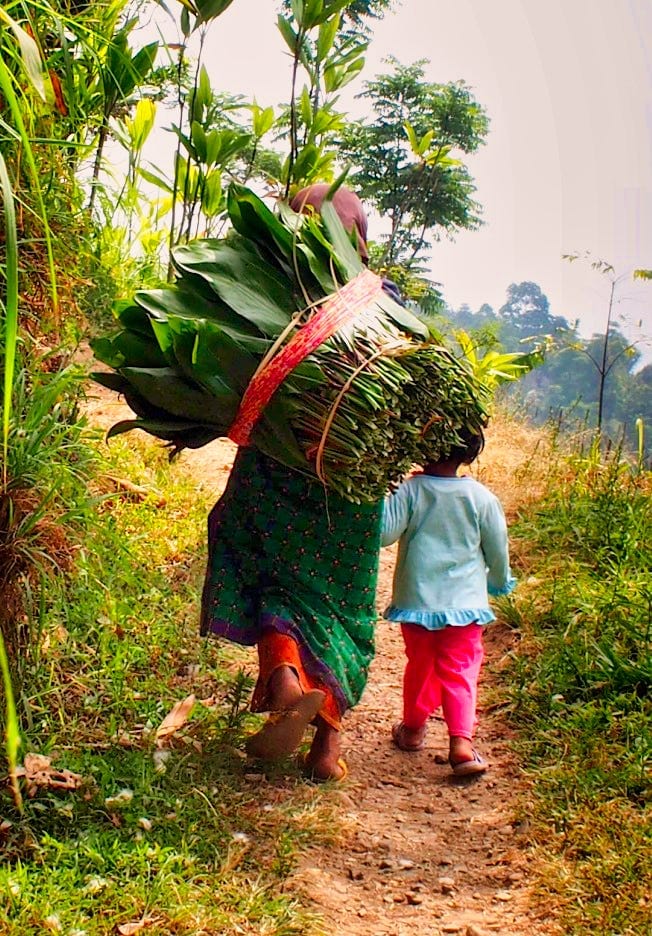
top-left (380, 484), bottom-right (411, 546)
top-left (479, 496), bottom-right (517, 595)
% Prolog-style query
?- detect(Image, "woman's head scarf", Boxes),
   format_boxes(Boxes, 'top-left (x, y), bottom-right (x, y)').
top-left (290, 183), bottom-right (369, 262)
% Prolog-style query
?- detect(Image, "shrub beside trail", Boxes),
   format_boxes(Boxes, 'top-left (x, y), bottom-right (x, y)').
top-left (504, 437), bottom-right (651, 934)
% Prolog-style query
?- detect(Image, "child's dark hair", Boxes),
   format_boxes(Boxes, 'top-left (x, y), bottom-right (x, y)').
top-left (445, 427), bottom-right (485, 465)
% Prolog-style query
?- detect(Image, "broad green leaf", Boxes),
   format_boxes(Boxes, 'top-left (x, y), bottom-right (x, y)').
top-left (172, 240), bottom-right (296, 335)
top-left (216, 130), bottom-right (251, 165)
top-left (197, 65), bottom-right (212, 111)
top-left (121, 42), bottom-right (158, 99)
top-left (300, 85), bottom-right (313, 127)
top-left (227, 184), bottom-right (295, 265)
top-left (175, 153), bottom-right (201, 201)
top-left (251, 103), bottom-right (275, 138)
top-left (168, 0), bottom-right (198, 13)
top-left (316, 15), bottom-right (339, 59)
top-left (277, 14), bottom-right (299, 52)
top-left (167, 321), bottom-right (241, 407)
top-left (323, 54), bottom-right (366, 93)
top-left (121, 366), bottom-right (229, 423)
top-left (113, 300), bottom-right (155, 336)
top-left (311, 0), bottom-right (351, 26)
top-left (0, 8), bottom-right (46, 101)
top-left (454, 329), bottom-right (478, 366)
top-left (329, 39), bottom-right (369, 68)
top-left (139, 165), bottom-right (174, 194)
top-left (130, 98), bottom-right (156, 151)
top-left (91, 332), bottom-right (167, 369)
top-left (338, 55), bottom-right (365, 89)
top-left (418, 129), bottom-right (435, 155)
top-left (319, 198), bottom-right (364, 281)
top-left (197, 129), bottom-right (250, 168)
top-left (323, 63), bottom-right (340, 94)
top-left (276, 202), bottom-right (338, 295)
top-left (302, 0), bottom-right (324, 29)
top-left (201, 169), bottom-right (224, 217)
top-left (106, 418), bottom-right (218, 446)
top-left (92, 371), bottom-right (132, 395)
top-left (195, 0), bottom-right (236, 24)
top-left (375, 291), bottom-right (429, 340)
top-left (191, 320), bottom-right (259, 395)
top-left (291, 143), bottom-right (320, 183)
top-left (136, 282), bottom-right (270, 353)
top-left (191, 120), bottom-right (207, 161)
top-left (404, 121), bottom-right (419, 154)
top-left (149, 319), bottom-right (177, 364)
top-left (204, 129), bottom-right (222, 167)
top-left (311, 107), bottom-right (342, 136)
top-left (295, 243), bottom-right (337, 294)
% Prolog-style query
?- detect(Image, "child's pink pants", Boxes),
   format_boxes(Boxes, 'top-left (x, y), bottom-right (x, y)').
top-left (401, 622), bottom-right (484, 740)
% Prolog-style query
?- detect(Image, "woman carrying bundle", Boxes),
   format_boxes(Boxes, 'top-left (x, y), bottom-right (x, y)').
top-left (200, 185), bottom-right (382, 782)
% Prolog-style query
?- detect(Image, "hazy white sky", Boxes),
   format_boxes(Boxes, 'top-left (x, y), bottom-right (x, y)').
top-left (140, 0), bottom-right (652, 352)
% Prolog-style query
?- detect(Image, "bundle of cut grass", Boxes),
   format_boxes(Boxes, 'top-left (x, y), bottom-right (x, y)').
top-left (92, 184), bottom-right (491, 502)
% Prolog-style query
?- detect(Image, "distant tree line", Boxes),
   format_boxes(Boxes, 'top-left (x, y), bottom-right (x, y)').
top-left (446, 281), bottom-right (652, 459)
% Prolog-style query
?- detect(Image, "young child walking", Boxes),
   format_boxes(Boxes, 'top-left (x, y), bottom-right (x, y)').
top-left (381, 429), bottom-right (515, 776)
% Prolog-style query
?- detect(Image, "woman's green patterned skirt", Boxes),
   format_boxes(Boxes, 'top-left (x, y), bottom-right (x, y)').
top-left (200, 447), bottom-right (382, 716)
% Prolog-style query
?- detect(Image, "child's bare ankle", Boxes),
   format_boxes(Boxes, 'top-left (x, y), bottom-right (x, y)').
top-left (449, 735), bottom-right (473, 763)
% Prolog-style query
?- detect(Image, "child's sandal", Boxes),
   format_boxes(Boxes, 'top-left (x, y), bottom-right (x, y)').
top-left (449, 748), bottom-right (488, 776)
top-left (392, 721), bottom-right (426, 752)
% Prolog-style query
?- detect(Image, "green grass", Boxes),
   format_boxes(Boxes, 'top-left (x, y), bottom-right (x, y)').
top-left (1, 433), bottom-right (332, 936)
top-left (504, 442), bottom-right (651, 934)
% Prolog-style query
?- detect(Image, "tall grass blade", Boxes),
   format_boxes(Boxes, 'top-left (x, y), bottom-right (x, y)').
top-left (0, 630), bottom-right (23, 812)
top-left (0, 54), bottom-right (59, 322)
top-left (0, 151), bottom-right (19, 487)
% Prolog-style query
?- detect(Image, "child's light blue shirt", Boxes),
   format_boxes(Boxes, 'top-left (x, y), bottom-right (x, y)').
top-left (381, 474), bottom-right (516, 629)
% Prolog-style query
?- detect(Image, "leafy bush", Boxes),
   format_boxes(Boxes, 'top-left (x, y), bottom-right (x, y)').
top-left (505, 440), bottom-right (651, 933)
top-left (0, 358), bottom-right (98, 672)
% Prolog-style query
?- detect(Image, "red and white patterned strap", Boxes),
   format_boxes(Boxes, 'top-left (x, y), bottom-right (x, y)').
top-left (228, 268), bottom-right (383, 447)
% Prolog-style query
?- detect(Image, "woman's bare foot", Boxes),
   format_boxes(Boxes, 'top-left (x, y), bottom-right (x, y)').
top-left (303, 718), bottom-right (346, 781)
top-left (267, 665), bottom-right (303, 711)
top-left (245, 689), bottom-right (325, 761)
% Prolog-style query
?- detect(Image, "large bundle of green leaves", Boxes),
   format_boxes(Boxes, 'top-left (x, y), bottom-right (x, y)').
top-left (92, 184), bottom-right (490, 502)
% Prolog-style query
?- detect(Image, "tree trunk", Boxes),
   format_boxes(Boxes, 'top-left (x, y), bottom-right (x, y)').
top-left (88, 119), bottom-right (108, 215)
top-left (597, 279), bottom-right (616, 432)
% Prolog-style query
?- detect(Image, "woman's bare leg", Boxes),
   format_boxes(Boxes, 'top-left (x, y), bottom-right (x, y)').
top-left (266, 665), bottom-right (303, 710)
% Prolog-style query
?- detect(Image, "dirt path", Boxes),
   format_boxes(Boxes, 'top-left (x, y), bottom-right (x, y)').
top-left (86, 379), bottom-right (553, 936)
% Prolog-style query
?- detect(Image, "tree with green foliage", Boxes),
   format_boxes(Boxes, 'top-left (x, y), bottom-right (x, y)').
top-left (563, 254), bottom-right (651, 432)
top-left (447, 279), bottom-right (652, 458)
top-left (498, 281), bottom-right (569, 339)
top-left (339, 58), bottom-right (488, 266)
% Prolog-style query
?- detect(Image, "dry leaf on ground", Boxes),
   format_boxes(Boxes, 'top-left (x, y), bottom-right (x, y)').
top-left (155, 694), bottom-right (196, 747)
top-left (15, 753), bottom-right (84, 797)
top-left (116, 918), bottom-right (160, 935)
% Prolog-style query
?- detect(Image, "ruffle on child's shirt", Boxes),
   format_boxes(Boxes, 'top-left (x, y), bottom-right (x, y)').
top-left (383, 606), bottom-right (496, 630)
